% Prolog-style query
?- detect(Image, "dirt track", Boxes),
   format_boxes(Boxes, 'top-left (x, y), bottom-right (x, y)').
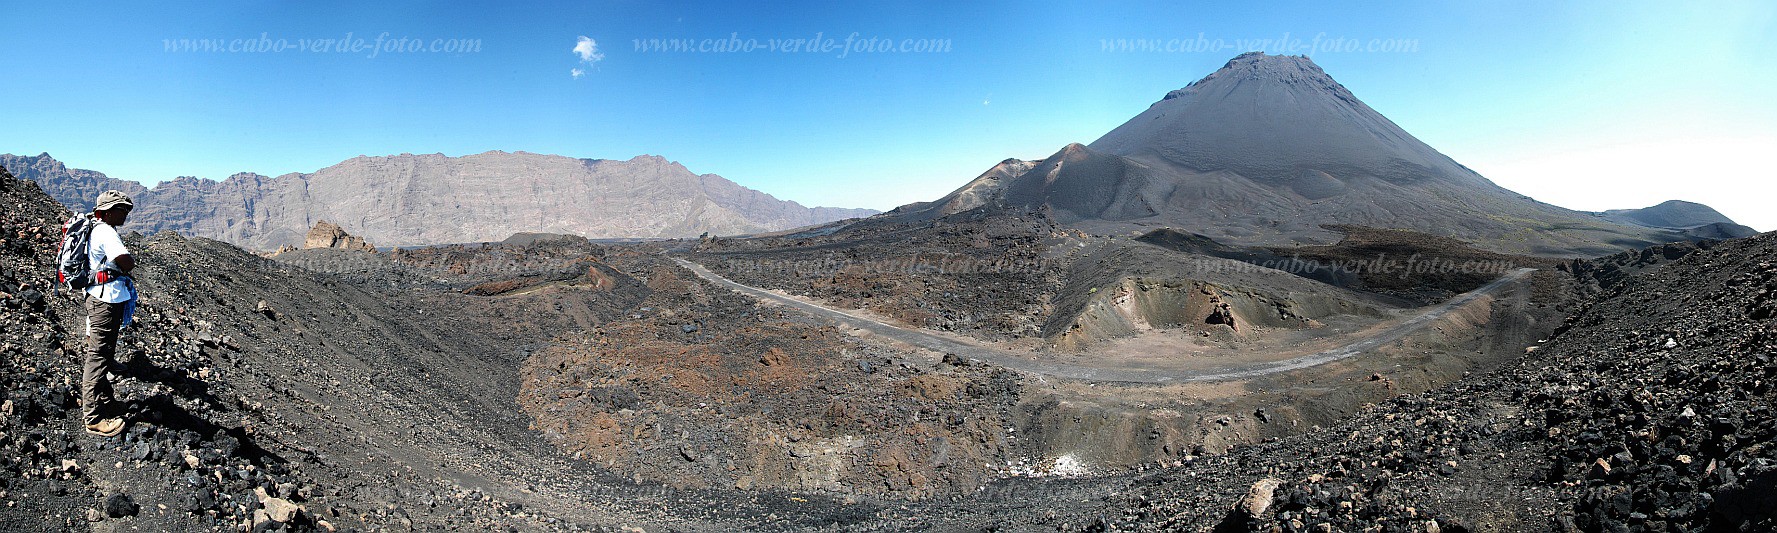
top-left (675, 258), bottom-right (1533, 384)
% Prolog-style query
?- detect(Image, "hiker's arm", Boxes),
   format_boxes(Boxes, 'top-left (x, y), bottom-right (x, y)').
top-left (115, 254), bottom-right (134, 274)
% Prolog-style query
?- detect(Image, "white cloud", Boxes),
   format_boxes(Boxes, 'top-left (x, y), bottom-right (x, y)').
top-left (573, 36), bottom-right (603, 64)
top-left (570, 36), bottom-right (604, 79)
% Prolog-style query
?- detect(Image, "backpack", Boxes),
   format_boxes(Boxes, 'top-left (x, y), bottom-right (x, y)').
top-left (56, 214), bottom-right (114, 292)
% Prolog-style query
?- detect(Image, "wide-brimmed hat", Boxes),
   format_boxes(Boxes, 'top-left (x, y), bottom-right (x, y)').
top-left (94, 190), bottom-right (134, 211)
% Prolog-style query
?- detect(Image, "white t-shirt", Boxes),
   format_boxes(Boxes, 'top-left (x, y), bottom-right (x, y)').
top-left (84, 221), bottom-right (134, 303)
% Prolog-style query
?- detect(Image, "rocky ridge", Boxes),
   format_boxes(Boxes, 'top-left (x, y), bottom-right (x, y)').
top-left (301, 221), bottom-right (374, 253)
top-left (2, 151), bottom-right (878, 251)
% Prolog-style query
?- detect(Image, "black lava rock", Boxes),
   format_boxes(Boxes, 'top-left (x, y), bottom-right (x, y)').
top-left (18, 289), bottom-right (43, 311)
top-left (105, 493), bottom-right (139, 518)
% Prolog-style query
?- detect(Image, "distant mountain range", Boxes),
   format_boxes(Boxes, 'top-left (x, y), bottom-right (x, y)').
top-left (888, 52), bottom-right (1753, 256)
top-left (1, 151), bottom-right (877, 249)
top-left (7, 53), bottom-right (1755, 256)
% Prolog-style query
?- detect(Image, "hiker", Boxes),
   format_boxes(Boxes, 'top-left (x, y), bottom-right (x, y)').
top-left (75, 190), bottom-right (137, 437)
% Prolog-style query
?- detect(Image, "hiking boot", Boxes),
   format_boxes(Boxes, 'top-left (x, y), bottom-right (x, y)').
top-left (85, 417), bottom-right (125, 437)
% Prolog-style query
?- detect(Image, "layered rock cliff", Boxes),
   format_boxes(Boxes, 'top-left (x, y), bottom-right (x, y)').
top-left (2, 151), bottom-right (877, 250)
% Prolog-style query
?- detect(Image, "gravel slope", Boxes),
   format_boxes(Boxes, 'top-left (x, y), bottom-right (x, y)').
top-left (879, 232), bottom-right (1775, 532)
top-left (677, 258), bottom-right (1532, 383)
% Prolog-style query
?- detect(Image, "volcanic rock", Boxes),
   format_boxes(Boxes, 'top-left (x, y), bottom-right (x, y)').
top-left (104, 493), bottom-right (138, 518)
top-left (256, 487), bottom-right (303, 523)
top-left (303, 221), bottom-right (375, 252)
top-left (1237, 477), bottom-right (1282, 518)
top-left (3, 151), bottom-right (878, 249)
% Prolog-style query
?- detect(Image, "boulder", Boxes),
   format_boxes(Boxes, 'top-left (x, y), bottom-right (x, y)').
top-left (303, 220), bottom-right (375, 252)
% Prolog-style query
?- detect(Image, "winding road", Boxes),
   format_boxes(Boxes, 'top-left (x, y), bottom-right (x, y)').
top-left (674, 258), bottom-right (1534, 384)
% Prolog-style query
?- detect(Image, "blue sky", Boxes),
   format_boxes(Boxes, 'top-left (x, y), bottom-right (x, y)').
top-left (3, 1), bottom-right (1774, 229)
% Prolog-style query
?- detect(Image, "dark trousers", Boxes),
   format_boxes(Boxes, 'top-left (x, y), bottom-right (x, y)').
top-left (82, 295), bottom-right (127, 425)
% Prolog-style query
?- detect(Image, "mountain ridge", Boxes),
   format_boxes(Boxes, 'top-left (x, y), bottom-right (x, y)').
top-left (1597, 199), bottom-right (1757, 236)
top-left (1, 151), bottom-right (878, 250)
top-left (889, 52), bottom-right (1739, 257)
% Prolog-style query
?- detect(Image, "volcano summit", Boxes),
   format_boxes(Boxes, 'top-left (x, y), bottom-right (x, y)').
top-left (896, 52), bottom-right (1718, 256)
